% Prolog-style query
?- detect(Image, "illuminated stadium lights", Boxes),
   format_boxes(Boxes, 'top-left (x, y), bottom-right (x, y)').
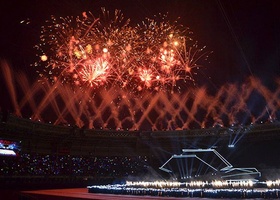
top-left (267, 179), bottom-right (280, 188)
top-left (187, 181), bottom-right (208, 188)
top-left (125, 180), bottom-right (260, 189)
top-left (0, 149), bottom-right (16, 156)
top-left (0, 139), bottom-right (21, 156)
top-left (126, 181), bottom-right (181, 188)
top-left (211, 180), bottom-right (254, 188)
top-left (88, 182), bottom-right (280, 198)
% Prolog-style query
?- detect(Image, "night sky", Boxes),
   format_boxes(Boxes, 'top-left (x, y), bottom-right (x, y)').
top-left (0, 0), bottom-right (279, 109)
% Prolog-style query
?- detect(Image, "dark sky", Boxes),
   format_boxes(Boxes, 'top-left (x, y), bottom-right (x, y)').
top-left (0, 0), bottom-right (279, 93)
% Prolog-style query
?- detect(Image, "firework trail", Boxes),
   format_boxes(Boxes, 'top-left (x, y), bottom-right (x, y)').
top-left (35, 8), bottom-right (209, 93)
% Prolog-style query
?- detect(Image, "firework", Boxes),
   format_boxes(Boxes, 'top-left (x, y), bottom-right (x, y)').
top-left (35, 8), bottom-right (209, 93)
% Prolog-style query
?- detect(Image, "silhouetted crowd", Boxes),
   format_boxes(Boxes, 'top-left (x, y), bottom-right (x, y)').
top-left (0, 153), bottom-right (149, 178)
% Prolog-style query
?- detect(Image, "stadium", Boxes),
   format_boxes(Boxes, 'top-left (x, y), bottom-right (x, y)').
top-left (1, 0), bottom-right (280, 199)
top-left (1, 112), bottom-right (280, 198)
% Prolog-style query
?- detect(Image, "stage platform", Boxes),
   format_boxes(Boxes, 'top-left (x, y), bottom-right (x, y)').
top-left (19, 188), bottom-right (191, 200)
